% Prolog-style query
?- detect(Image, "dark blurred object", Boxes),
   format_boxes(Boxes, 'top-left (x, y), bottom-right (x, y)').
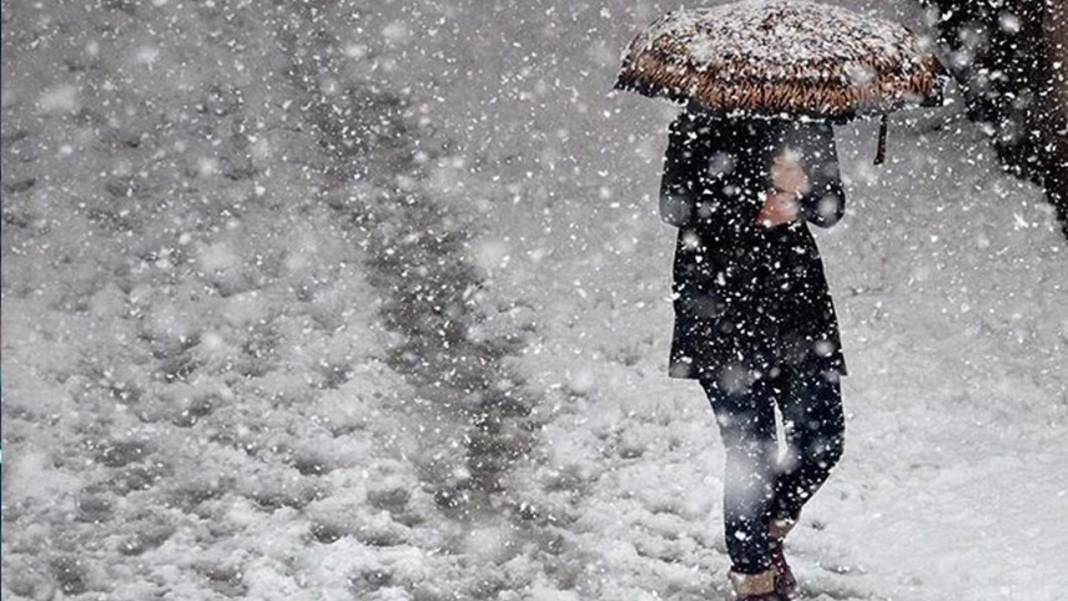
top-left (921, 0), bottom-right (1068, 237)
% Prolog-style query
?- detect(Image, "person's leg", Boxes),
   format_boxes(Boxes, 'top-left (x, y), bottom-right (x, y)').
top-left (700, 374), bottom-right (781, 576)
top-left (770, 365), bottom-right (846, 525)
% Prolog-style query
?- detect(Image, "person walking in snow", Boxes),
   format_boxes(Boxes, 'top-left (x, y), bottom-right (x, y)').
top-left (617, 2), bottom-right (946, 597)
top-left (659, 106), bottom-right (848, 601)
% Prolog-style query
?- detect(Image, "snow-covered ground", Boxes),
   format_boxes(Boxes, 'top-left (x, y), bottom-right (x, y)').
top-left (3, 1), bottom-right (1066, 601)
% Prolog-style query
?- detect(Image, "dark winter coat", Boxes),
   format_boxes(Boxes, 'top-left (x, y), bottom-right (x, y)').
top-left (659, 110), bottom-right (848, 383)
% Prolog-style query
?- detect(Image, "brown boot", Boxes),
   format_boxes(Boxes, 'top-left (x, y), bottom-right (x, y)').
top-left (727, 568), bottom-right (784, 601)
top-left (768, 519), bottom-right (797, 599)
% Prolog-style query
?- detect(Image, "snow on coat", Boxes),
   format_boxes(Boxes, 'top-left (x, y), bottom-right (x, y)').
top-left (660, 110), bottom-right (848, 384)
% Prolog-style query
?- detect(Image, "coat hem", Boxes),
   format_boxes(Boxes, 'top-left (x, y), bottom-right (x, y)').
top-left (666, 361), bottom-right (848, 381)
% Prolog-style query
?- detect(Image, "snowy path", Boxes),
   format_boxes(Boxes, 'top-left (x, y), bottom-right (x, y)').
top-left (2, 4), bottom-right (543, 599)
top-left (794, 122), bottom-right (1068, 601)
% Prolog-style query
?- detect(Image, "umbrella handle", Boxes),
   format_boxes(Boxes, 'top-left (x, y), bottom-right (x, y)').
top-left (874, 114), bottom-right (888, 165)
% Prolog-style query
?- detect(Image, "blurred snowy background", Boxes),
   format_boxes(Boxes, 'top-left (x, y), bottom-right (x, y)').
top-left (2, 1), bottom-right (1066, 600)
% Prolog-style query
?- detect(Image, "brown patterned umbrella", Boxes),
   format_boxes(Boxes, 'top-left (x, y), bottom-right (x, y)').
top-left (615, 0), bottom-right (948, 163)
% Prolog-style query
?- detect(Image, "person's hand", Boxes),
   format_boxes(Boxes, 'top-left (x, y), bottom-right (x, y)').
top-left (756, 190), bottom-right (800, 228)
top-left (770, 150), bottom-right (811, 197)
top-left (755, 150), bottom-right (809, 228)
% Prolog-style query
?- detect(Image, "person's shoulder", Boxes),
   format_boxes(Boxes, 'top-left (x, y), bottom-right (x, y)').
top-left (670, 110), bottom-right (722, 145)
top-left (801, 118), bottom-right (835, 137)
top-left (670, 109), bottom-right (705, 131)
top-left (783, 118), bottom-right (835, 150)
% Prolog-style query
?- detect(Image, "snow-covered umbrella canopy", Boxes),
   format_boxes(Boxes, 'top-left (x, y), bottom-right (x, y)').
top-left (615, 0), bottom-right (947, 122)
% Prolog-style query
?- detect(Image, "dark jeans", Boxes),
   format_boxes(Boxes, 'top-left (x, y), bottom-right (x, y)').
top-left (700, 364), bottom-right (845, 575)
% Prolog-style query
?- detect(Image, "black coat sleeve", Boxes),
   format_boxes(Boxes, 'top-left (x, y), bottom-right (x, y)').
top-left (658, 115), bottom-right (699, 228)
top-left (793, 122), bottom-right (846, 229)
